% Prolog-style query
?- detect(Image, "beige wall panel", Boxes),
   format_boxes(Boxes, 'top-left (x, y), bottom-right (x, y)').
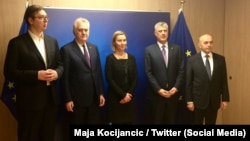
top-left (223, 0), bottom-right (250, 124)
top-left (0, 102), bottom-right (17, 141)
top-left (0, 0), bottom-right (26, 88)
top-left (187, 0), bottom-right (225, 55)
top-left (0, 1), bottom-right (27, 141)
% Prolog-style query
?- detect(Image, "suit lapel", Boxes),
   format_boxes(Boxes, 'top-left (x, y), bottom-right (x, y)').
top-left (211, 53), bottom-right (218, 79)
top-left (197, 53), bottom-right (211, 81)
top-left (155, 44), bottom-right (166, 66)
top-left (25, 34), bottom-right (46, 68)
top-left (44, 35), bottom-right (50, 68)
top-left (86, 43), bottom-right (94, 69)
top-left (72, 41), bottom-right (91, 68)
top-left (168, 45), bottom-right (174, 67)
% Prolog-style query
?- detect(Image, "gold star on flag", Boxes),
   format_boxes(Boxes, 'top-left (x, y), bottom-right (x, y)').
top-left (12, 94), bottom-right (16, 102)
top-left (8, 81), bottom-right (15, 89)
top-left (185, 50), bottom-right (192, 57)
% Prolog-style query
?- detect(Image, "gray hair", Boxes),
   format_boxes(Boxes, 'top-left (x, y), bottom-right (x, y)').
top-left (154, 21), bottom-right (168, 31)
top-left (73, 17), bottom-right (90, 29)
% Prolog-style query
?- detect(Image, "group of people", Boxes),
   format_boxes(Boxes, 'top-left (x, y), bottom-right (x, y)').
top-left (3, 4), bottom-right (230, 141)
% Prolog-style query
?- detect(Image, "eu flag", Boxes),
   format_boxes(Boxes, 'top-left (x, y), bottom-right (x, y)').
top-left (169, 10), bottom-right (196, 124)
top-left (169, 10), bottom-right (196, 64)
top-left (19, 20), bottom-right (28, 35)
top-left (1, 20), bottom-right (28, 119)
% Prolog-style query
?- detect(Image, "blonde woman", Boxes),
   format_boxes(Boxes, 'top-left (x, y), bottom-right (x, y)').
top-left (105, 30), bottom-right (138, 124)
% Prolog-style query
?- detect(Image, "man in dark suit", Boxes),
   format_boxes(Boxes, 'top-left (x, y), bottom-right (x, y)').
top-left (60, 17), bottom-right (105, 125)
top-left (186, 34), bottom-right (230, 125)
top-left (144, 21), bottom-right (185, 124)
top-left (4, 5), bottom-right (63, 141)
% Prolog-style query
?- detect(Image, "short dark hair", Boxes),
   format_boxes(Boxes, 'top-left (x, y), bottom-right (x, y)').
top-left (23, 5), bottom-right (44, 26)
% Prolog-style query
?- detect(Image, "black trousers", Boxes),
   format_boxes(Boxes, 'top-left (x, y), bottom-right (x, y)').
top-left (193, 102), bottom-right (218, 125)
top-left (146, 96), bottom-right (179, 124)
top-left (17, 87), bottom-right (57, 141)
top-left (69, 100), bottom-right (101, 125)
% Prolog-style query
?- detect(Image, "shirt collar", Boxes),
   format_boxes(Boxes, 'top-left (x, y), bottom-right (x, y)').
top-left (157, 42), bottom-right (168, 49)
top-left (28, 30), bottom-right (44, 40)
top-left (201, 51), bottom-right (212, 58)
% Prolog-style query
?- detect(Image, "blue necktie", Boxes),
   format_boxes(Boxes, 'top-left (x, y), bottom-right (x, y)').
top-left (205, 55), bottom-right (211, 79)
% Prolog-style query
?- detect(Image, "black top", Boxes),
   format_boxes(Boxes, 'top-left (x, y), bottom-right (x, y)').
top-left (105, 53), bottom-right (138, 124)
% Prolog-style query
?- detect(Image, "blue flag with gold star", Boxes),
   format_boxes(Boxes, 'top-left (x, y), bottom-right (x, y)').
top-left (168, 9), bottom-right (196, 124)
top-left (169, 10), bottom-right (196, 64)
top-left (1, 20), bottom-right (28, 119)
top-left (1, 80), bottom-right (17, 118)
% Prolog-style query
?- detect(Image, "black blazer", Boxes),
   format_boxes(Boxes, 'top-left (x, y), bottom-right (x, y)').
top-left (144, 43), bottom-right (185, 101)
top-left (4, 32), bottom-right (63, 111)
top-left (185, 52), bottom-right (230, 109)
top-left (60, 40), bottom-right (104, 107)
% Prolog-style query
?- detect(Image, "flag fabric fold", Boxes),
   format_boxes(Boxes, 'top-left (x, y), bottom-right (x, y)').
top-left (169, 10), bottom-right (196, 124)
top-left (1, 19), bottom-right (28, 119)
top-left (169, 10), bottom-right (196, 63)
top-left (19, 20), bottom-right (28, 35)
top-left (1, 80), bottom-right (17, 118)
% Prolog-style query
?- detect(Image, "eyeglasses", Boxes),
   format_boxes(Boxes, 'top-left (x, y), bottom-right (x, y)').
top-left (33, 16), bottom-right (49, 20)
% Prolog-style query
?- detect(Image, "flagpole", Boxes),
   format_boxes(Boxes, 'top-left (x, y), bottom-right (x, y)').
top-left (26, 0), bottom-right (32, 6)
top-left (180, 0), bottom-right (185, 12)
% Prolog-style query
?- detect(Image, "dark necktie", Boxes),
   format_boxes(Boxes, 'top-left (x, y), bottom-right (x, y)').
top-left (161, 45), bottom-right (168, 67)
top-left (205, 55), bottom-right (211, 79)
top-left (83, 45), bottom-right (91, 67)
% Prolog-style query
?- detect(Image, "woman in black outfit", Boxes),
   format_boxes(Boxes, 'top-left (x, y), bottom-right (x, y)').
top-left (105, 30), bottom-right (138, 124)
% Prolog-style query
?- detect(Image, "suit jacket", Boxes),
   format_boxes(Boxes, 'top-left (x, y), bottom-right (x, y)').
top-left (60, 40), bottom-right (104, 107)
top-left (144, 43), bottom-right (184, 101)
top-left (4, 32), bottom-right (63, 111)
top-left (185, 52), bottom-right (230, 109)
